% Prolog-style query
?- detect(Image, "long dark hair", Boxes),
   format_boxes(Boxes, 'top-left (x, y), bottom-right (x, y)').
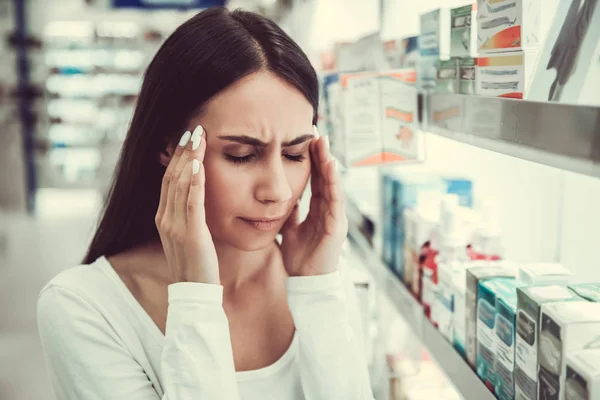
top-left (82, 7), bottom-right (318, 264)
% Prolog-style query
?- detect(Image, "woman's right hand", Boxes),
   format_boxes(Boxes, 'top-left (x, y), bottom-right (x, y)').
top-left (155, 125), bottom-right (220, 284)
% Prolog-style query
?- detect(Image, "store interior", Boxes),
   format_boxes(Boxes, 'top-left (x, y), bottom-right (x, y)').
top-left (1, 0), bottom-right (600, 399)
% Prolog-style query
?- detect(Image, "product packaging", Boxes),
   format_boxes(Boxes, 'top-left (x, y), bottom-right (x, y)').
top-left (433, 208), bottom-right (471, 341)
top-left (335, 70), bottom-right (419, 167)
top-left (515, 285), bottom-right (581, 400)
top-left (459, 57), bottom-right (478, 94)
top-left (390, 173), bottom-right (446, 278)
top-left (494, 279), bottom-right (523, 400)
top-left (477, 277), bottom-right (516, 390)
top-left (451, 4), bottom-right (478, 58)
top-left (404, 190), bottom-right (443, 292)
top-left (420, 8), bottom-right (451, 60)
top-left (470, 200), bottom-right (504, 261)
top-left (524, 0), bottom-right (600, 106)
top-left (538, 302), bottom-right (600, 400)
top-left (435, 58), bottom-right (459, 93)
top-left (384, 36), bottom-right (419, 70)
top-left (476, 51), bottom-right (538, 99)
top-left (422, 195), bottom-right (460, 322)
top-left (477, 0), bottom-right (560, 53)
top-left (518, 263), bottom-right (572, 286)
top-left (466, 262), bottom-right (517, 370)
top-left (453, 264), bottom-right (470, 358)
top-left (569, 283), bottom-right (600, 302)
top-left (565, 349), bottom-right (600, 400)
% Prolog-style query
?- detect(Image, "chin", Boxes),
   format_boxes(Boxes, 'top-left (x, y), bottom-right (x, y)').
top-left (226, 231), bottom-right (279, 252)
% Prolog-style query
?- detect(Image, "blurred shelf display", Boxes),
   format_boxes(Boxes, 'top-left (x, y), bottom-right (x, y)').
top-left (426, 93), bottom-right (600, 179)
top-left (346, 198), bottom-right (495, 400)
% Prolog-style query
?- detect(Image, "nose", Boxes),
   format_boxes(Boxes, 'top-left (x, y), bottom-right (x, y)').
top-left (255, 158), bottom-right (293, 204)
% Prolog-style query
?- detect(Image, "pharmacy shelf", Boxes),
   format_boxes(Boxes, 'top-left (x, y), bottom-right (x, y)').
top-left (346, 203), bottom-right (495, 400)
top-left (425, 93), bottom-right (600, 178)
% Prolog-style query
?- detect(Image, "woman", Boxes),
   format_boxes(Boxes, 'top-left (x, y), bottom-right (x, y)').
top-left (37, 7), bottom-right (373, 400)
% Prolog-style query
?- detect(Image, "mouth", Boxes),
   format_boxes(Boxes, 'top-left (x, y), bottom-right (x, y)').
top-left (239, 216), bottom-right (285, 231)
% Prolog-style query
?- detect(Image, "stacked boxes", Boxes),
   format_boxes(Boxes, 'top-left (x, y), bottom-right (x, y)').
top-left (515, 285), bottom-right (582, 400)
top-left (475, 0), bottom-right (560, 98)
top-left (566, 350), bottom-right (600, 400)
top-left (538, 302), bottom-right (600, 400)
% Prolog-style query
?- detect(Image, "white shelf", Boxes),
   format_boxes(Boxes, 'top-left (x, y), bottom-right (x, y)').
top-left (425, 93), bottom-right (600, 179)
top-left (346, 216), bottom-right (496, 400)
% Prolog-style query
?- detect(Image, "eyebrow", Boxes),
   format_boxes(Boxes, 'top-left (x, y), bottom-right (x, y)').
top-left (218, 134), bottom-right (314, 147)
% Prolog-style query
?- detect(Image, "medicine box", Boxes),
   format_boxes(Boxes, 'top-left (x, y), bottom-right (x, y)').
top-left (466, 262), bottom-right (517, 370)
top-left (565, 350), bottom-right (600, 400)
top-left (335, 70), bottom-right (419, 167)
top-left (477, 277), bottom-right (516, 389)
top-left (476, 51), bottom-right (538, 99)
top-left (495, 282), bottom-right (518, 400)
top-left (459, 57), bottom-right (477, 94)
top-left (451, 4), bottom-right (477, 58)
top-left (420, 8), bottom-right (451, 59)
top-left (569, 284), bottom-right (600, 303)
top-left (538, 302), bottom-right (600, 400)
top-left (436, 58), bottom-right (459, 93)
top-left (383, 173), bottom-right (445, 277)
top-left (477, 0), bottom-right (560, 53)
top-left (383, 36), bottom-right (419, 69)
top-left (515, 285), bottom-right (581, 400)
top-left (518, 263), bottom-right (572, 286)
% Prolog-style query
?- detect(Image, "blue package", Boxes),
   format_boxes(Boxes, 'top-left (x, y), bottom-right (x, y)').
top-left (391, 173), bottom-right (445, 278)
top-left (443, 177), bottom-right (473, 208)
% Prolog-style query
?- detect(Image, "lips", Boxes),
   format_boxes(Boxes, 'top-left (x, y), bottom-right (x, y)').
top-left (239, 216), bottom-right (285, 232)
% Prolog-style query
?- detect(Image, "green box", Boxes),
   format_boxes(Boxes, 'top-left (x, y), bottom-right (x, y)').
top-left (569, 283), bottom-right (600, 302)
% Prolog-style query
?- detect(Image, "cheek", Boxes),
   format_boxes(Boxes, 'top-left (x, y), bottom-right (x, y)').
top-left (288, 161), bottom-right (311, 198)
top-left (203, 155), bottom-right (247, 215)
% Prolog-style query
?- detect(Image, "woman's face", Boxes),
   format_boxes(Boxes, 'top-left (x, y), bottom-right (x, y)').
top-left (189, 71), bottom-right (314, 251)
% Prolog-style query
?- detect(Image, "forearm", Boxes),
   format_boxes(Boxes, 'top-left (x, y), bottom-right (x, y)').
top-left (162, 282), bottom-right (240, 400)
top-left (287, 272), bottom-right (374, 400)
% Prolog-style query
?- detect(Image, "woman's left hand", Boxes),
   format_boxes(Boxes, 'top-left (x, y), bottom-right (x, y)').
top-left (280, 130), bottom-right (348, 277)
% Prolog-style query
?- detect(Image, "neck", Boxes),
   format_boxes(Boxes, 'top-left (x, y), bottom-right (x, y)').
top-left (213, 239), bottom-right (277, 294)
top-left (144, 239), bottom-right (278, 294)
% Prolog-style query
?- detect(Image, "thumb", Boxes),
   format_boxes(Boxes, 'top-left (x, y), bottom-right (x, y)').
top-left (281, 202), bottom-right (301, 236)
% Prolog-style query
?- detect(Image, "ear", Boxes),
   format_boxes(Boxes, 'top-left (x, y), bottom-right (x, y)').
top-left (159, 142), bottom-right (176, 167)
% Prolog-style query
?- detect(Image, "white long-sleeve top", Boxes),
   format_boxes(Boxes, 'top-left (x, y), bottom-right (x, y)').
top-left (37, 255), bottom-right (374, 400)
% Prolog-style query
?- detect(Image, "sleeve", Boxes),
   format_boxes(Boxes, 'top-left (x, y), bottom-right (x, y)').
top-left (287, 271), bottom-right (375, 400)
top-left (37, 283), bottom-right (240, 400)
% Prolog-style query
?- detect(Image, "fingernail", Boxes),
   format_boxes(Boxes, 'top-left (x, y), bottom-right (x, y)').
top-left (179, 130), bottom-right (192, 147)
top-left (192, 159), bottom-right (200, 175)
top-left (332, 159), bottom-right (338, 172)
top-left (313, 125), bottom-right (320, 138)
top-left (191, 125), bottom-right (204, 151)
top-left (324, 135), bottom-right (330, 151)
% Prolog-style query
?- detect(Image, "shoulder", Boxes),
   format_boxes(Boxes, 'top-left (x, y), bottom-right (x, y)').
top-left (37, 257), bottom-right (123, 328)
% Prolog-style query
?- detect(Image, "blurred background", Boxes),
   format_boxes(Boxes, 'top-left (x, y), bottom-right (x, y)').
top-left (1, 0), bottom-right (599, 399)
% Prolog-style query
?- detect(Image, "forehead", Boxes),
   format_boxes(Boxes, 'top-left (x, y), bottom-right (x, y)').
top-left (200, 71), bottom-right (314, 140)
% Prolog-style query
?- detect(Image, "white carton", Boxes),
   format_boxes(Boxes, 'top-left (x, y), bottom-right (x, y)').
top-left (518, 263), bottom-right (572, 286)
top-left (476, 51), bottom-right (538, 99)
top-left (515, 285), bottom-right (581, 400)
top-left (336, 70), bottom-right (419, 167)
top-left (565, 350), bottom-right (600, 400)
top-left (450, 4), bottom-right (478, 58)
top-left (420, 8), bottom-right (451, 60)
top-left (538, 302), bottom-right (600, 400)
top-left (477, 0), bottom-right (560, 53)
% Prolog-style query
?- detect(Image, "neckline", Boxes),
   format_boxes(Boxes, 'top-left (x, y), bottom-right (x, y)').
top-left (95, 255), bottom-right (297, 380)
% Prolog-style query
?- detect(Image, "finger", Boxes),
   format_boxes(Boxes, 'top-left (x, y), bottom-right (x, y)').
top-left (157, 130), bottom-right (190, 222)
top-left (325, 159), bottom-right (344, 220)
top-left (187, 158), bottom-right (206, 230)
top-left (309, 139), bottom-right (323, 197)
top-left (318, 136), bottom-right (331, 202)
top-left (167, 125), bottom-right (203, 219)
top-left (175, 158), bottom-right (194, 229)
